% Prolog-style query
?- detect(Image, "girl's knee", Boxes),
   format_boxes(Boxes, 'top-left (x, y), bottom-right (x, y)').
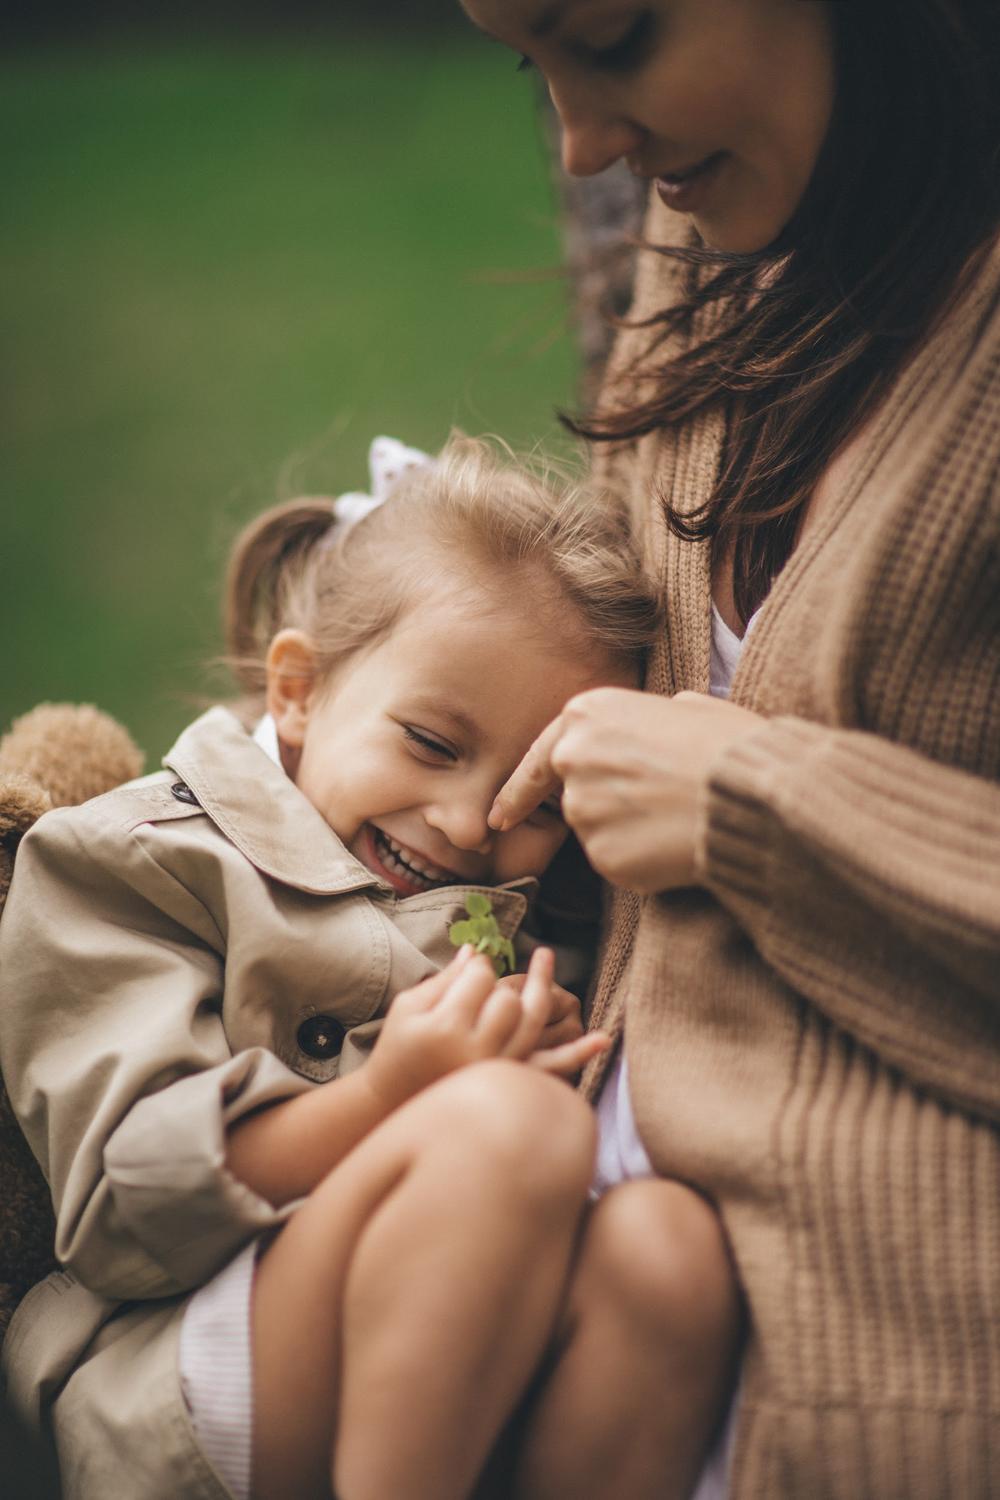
top-left (583, 1180), bottom-right (741, 1354)
top-left (415, 1061), bottom-right (597, 1204)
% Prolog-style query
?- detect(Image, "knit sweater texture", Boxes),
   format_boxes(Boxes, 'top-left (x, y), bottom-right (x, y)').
top-left (583, 196), bottom-right (1000, 1499)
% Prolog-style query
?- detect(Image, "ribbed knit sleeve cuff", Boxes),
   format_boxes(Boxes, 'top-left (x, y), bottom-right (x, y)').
top-left (699, 716), bottom-right (819, 907)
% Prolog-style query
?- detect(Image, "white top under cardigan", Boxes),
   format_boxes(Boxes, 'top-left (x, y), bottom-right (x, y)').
top-left (593, 603), bottom-right (760, 1500)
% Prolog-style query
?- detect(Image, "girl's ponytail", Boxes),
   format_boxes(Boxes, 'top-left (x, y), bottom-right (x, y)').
top-left (223, 498), bottom-right (334, 694)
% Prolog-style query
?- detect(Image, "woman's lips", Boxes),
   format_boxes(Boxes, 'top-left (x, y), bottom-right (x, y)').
top-left (655, 152), bottom-right (728, 212)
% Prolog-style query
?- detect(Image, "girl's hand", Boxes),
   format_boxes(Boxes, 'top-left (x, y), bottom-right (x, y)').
top-left (492, 958), bottom-right (610, 1081)
top-left (488, 688), bottom-right (764, 894)
top-left (366, 946), bottom-right (586, 1111)
top-left (491, 971), bottom-right (585, 1055)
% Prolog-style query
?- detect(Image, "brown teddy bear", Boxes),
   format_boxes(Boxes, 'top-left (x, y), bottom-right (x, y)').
top-left (0, 704), bottom-right (143, 1343)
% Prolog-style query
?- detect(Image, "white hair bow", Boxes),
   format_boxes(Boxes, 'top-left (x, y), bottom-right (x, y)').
top-left (332, 436), bottom-right (435, 530)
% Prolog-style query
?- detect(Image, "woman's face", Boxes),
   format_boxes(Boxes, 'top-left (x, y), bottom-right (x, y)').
top-left (461, 0), bottom-right (836, 253)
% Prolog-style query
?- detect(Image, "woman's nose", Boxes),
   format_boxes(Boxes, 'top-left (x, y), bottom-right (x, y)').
top-left (551, 83), bottom-right (645, 177)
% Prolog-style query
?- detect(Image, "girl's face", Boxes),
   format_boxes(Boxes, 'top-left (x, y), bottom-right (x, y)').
top-left (267, 580), bottom-right (633, 897)
top-left (461, 0), bottom-right (836, 253)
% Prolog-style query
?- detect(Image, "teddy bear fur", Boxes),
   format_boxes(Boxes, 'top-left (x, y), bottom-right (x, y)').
top-left (0, 704), bottom-right (143, 1343)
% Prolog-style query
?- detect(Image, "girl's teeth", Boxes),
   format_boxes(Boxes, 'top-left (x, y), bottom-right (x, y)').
top-left (375, 831), bottom-right (450, 889)
top-left (384, 834), bottom-right (447, 881)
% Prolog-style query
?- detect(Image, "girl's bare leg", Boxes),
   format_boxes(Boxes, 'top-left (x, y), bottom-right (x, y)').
top-left (250, 1060), bottom-right (596, 1500)
top-left (508, 1180), bottom-right (744, 1500)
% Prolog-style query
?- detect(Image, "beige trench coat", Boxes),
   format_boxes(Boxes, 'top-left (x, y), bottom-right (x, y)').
top-left (0, 706), bottom-right (537, 1499)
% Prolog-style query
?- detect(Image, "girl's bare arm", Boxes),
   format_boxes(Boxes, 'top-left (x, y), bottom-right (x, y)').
top-left (225, 1064), bottom-right (398, 1207)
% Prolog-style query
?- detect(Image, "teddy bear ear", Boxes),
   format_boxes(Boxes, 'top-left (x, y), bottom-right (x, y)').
top-left (0, 773), bottom-right (53, 916)
top-left (0, 704), bottom-right (143, 810)
top-left (0, 773), bottom-right (52, 843)
top-left (0, 703), bottom-right (144, 915)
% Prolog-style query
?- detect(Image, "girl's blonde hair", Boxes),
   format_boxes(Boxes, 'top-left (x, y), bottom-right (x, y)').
top-left (224, 434), bottom-right (662, 704)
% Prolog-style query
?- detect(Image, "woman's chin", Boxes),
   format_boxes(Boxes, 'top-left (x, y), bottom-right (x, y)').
top-left (691, 209), bottom-right (784, 255)
top-left (689, 181), bottom-right (799, 256)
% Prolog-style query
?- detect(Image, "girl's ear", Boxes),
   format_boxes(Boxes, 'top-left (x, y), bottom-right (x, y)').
top-left (266, 629), bottom-right (319, 749)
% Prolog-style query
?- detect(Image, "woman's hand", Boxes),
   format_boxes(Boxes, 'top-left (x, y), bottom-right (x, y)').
top-left (366, 947), bottom-right (607, 1112)
top-left (488, 688), bottom-right (765, 894)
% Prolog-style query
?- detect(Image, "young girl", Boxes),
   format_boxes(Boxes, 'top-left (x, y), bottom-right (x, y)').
top-left (0, 436), bottom-right (741, 1500)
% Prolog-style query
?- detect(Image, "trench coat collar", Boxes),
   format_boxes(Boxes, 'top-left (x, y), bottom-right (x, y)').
top-left (162, 707), bottom-right (538, 920)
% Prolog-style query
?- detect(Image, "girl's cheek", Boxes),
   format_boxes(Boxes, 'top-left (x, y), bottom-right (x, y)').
top-left (498, 824), bottom-right (569, 881)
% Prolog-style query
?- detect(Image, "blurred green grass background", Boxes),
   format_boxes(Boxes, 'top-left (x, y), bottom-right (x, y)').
top-left (2, 36), bottom-right (577, 760)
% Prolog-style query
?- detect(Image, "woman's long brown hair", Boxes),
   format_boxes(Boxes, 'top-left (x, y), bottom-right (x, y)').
top-left (573, 0), bottom-right (1000, 624)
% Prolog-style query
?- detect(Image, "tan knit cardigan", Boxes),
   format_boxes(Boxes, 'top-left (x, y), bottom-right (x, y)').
top-left (583, 197), bottom-right (1000, 1499)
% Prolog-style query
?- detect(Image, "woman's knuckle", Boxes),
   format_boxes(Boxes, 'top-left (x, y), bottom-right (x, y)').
top-left (561, 784), bottom-right (585, 824)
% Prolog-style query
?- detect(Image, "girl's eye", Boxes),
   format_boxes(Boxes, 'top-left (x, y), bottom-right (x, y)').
top-left (403, 726), bottom-right (457, 763)
top-left (516, 53), bottom-right (534, 74)
top-left (528, 797), bottom-right (565, 827)
top-left (584, 12), bottom-right (653, 71)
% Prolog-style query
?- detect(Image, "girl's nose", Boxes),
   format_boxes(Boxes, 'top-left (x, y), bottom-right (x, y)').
top-left (550, 82), bottom-right (645, 177)
top-left (423, 800), bottom-right (493, 857)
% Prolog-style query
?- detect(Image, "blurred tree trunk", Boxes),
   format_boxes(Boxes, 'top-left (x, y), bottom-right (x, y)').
top-left (540, 97), bottom-right (647, 403)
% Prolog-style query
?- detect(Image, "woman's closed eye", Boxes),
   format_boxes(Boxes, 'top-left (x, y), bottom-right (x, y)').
top-left (403, 726), bottom-right (458, 763)
top-left (516, 13), bottom-right (653, 78)
top-left (583, 11), bottom-right (654, 72)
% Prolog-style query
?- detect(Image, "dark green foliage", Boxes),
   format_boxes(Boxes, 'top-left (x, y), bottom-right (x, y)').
top-left (2, 40), bottom-right (575, 757)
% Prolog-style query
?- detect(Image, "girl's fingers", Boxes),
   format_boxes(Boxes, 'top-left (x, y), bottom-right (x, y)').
top-left (396, 946), bottom-right (475, 1013)
top-left (475, 984), bottom-right (527, 1055)
top-left (538, 1014), bottom-right (586, 1050)
top-left (545, 983), bottom-right (579, 1026)
top-left (521, 947), bottom-right (556, 1027)
top-left (534, 983), bottom-right (584, 1050)
top-left (503, 948), bottom-right (555, 1059)
top-left (528, 1031), bottom-right (611, 1079)
top-left (439, 952), bottom-right (502, 1025)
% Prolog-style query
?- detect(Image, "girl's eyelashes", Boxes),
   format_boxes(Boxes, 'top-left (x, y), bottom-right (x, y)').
top-left (402, 726), bottom-right (457, 763)
top-left (527, 797), bottom-right (565, 827)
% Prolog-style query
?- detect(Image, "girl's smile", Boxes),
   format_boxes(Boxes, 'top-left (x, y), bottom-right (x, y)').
top-left (361, 824), bottom-right (466, 898)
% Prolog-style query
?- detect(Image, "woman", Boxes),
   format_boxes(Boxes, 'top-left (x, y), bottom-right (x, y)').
top-left (461, 2), bottom-right (1000, 1497)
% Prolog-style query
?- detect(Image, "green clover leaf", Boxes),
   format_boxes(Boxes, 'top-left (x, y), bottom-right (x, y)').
top-left (448, 893), bottom-right (515, 978)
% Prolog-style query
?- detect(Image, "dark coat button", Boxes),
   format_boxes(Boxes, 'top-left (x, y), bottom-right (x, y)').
top-left (297, 1015), bottom-right (346, 1060)
top-left (170, 781), bottom-right (200, 806)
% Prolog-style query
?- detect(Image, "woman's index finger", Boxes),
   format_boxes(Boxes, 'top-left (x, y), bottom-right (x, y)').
top-left (488, 714), bottom-right (565, 831)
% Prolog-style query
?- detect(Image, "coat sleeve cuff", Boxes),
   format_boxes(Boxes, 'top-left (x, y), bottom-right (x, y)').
top-left (100, 1049), bottom-right (312, 1292)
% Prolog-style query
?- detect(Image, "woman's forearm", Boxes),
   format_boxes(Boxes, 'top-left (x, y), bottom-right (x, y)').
top-left (226, 1069), bottom-right (392, 1206)
top-left (702, 716), bottom-right (1000, 1121)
